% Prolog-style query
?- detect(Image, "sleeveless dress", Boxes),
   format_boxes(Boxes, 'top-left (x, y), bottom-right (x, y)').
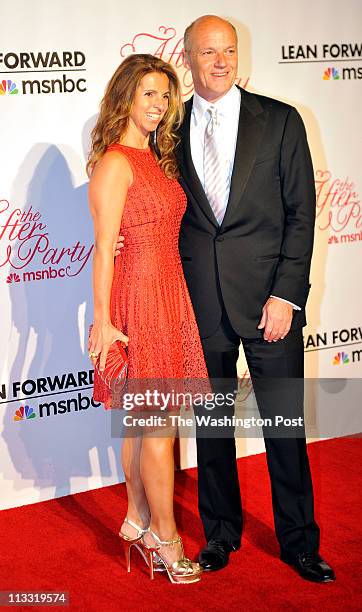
top-left (93, 143), bottom-right (209, 408)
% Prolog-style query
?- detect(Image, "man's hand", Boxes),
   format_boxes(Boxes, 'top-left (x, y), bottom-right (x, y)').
top-left (257, 297), bottom-right (293, 342)
top-left (114, 235), bottom-right (125, 257)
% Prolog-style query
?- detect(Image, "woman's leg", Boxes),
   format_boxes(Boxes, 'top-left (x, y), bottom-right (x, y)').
top-left (140, 430), bottom-right (183, 564)
top-left (121, 436), bottom-right (150, 538)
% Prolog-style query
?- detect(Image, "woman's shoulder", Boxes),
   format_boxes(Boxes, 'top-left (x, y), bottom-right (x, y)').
top-left (90, 146), bottom-right (133, 186)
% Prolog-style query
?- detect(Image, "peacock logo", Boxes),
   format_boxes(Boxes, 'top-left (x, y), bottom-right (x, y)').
top-left (6, 273), bottom-right (21, 284)
top-left (332, 351), bottom-right (350, 365)
top-left (323, 68), bottom-right (340, 80)
top-left (0, 79), bottom-right (19, 95)
top-left (14, 405), bottom-right (36, 421)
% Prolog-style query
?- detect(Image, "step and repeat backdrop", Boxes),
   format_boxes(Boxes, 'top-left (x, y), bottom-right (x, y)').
top-left (1, 0), bottom-right (361, 509)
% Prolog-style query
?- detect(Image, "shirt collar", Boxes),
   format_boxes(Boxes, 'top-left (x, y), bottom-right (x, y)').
top-left (192, 85), bottom-right (241, 125)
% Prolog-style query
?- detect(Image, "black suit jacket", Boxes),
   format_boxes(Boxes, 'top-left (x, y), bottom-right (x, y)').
top-left (177, 86), bottom-right (316, 339)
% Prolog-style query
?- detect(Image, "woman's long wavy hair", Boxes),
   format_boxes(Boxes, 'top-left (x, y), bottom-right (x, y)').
top-left (87, 54), bottom-right (183, 178)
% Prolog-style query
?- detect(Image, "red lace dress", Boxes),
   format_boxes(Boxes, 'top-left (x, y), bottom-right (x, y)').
top-left (93, 143), bottom-right (209, 408)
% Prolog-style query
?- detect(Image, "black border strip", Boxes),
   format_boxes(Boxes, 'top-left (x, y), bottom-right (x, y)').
top-left (0, 68), bottom-right (87, 74)
top-left (0, 386), bottom-right (93, 405)
top-left (304, 341), bottom-right (362, 353)
top-left (279, 58), bottom-right (361, 64)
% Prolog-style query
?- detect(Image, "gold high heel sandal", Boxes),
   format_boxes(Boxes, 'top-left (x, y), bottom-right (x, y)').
top-left (119, 518), bottom-right (165, 573)
top-left (142, 528), bottom-right (203, 584)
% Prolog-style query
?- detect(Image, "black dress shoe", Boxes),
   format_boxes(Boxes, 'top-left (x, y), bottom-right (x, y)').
top-left (198, 540), bottom-right (235, 571)
top-left (283, 552), bottom-right (336, 583)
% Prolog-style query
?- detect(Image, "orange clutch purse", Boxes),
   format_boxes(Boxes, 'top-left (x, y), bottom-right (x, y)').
top-left (89, 326), bottom-right (128, 391)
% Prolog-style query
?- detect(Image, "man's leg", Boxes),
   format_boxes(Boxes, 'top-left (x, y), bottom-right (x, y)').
top-left (196, 311), bottom-right (242, 550)
top-left (242, 330), bottom-right (320, 558)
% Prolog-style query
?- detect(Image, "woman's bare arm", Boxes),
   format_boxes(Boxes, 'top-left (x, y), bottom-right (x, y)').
top-left (88, 151), bottom-right (133, 371)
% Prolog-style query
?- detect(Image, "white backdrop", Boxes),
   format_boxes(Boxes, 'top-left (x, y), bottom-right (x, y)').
top-left (1, 0), bottom-right (361, 509)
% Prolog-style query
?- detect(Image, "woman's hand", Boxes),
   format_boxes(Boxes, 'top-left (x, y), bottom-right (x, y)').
top-left (88, 322), bottom-right (129, 372)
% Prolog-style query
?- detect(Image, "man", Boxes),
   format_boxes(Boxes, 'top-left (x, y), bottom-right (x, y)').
top-left (177, 15), bottom-right (335, 582)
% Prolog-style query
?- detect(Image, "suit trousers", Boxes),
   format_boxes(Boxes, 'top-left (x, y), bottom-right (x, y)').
top-left (196, 309), bottom-right (320, 558)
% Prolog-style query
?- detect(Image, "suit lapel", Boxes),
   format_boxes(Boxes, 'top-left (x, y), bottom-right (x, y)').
top-left (180, 99), bottom-right (219, 228)
top-left (180, 89), bottom-right (268, 230)
top-left (221, 89), bottom-right (268, 228)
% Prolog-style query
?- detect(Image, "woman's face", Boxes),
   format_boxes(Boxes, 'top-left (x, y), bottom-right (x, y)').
top-left (129, 71), bottom-right (170, 136)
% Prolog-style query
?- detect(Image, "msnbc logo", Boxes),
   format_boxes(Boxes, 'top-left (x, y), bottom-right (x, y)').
top-left (14, 405), bottom-right (36, 421)
top-left (0, 79), bottom-right (18, 95)
top-left (6, 273), bottom-right (21, 284)
top-left (323, 67), bottom-right (340, 80)
top-left (328, 235), bottom-right (339, 245)
top-left (332, 351), bottom-right (350, 365)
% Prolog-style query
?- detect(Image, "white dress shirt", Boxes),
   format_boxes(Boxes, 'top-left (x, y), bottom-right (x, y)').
top-left (190, 85), bottom-right (241, 209)
top-left (189, 85), bottom-right (300, 311)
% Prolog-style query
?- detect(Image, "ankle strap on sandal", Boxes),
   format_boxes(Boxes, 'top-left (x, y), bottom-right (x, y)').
top-left (123, 517), bottom-right (146, 536)
top-left (147, 528), bottom-right (181, 547)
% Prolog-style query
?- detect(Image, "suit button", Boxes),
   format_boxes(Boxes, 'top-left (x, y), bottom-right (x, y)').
top-left (216, 236), bottom-right (224, 242)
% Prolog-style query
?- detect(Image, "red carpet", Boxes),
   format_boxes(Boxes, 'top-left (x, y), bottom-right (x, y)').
top-left (0, 437), bottom-right (361, 611)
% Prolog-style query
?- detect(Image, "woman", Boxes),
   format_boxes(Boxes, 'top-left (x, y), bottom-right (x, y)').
top-left (87, 54), bottom-right (208, 584)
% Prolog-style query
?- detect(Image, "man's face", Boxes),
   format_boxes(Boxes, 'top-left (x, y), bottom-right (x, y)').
top-left (184, 18), bottom-right (238, 103)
